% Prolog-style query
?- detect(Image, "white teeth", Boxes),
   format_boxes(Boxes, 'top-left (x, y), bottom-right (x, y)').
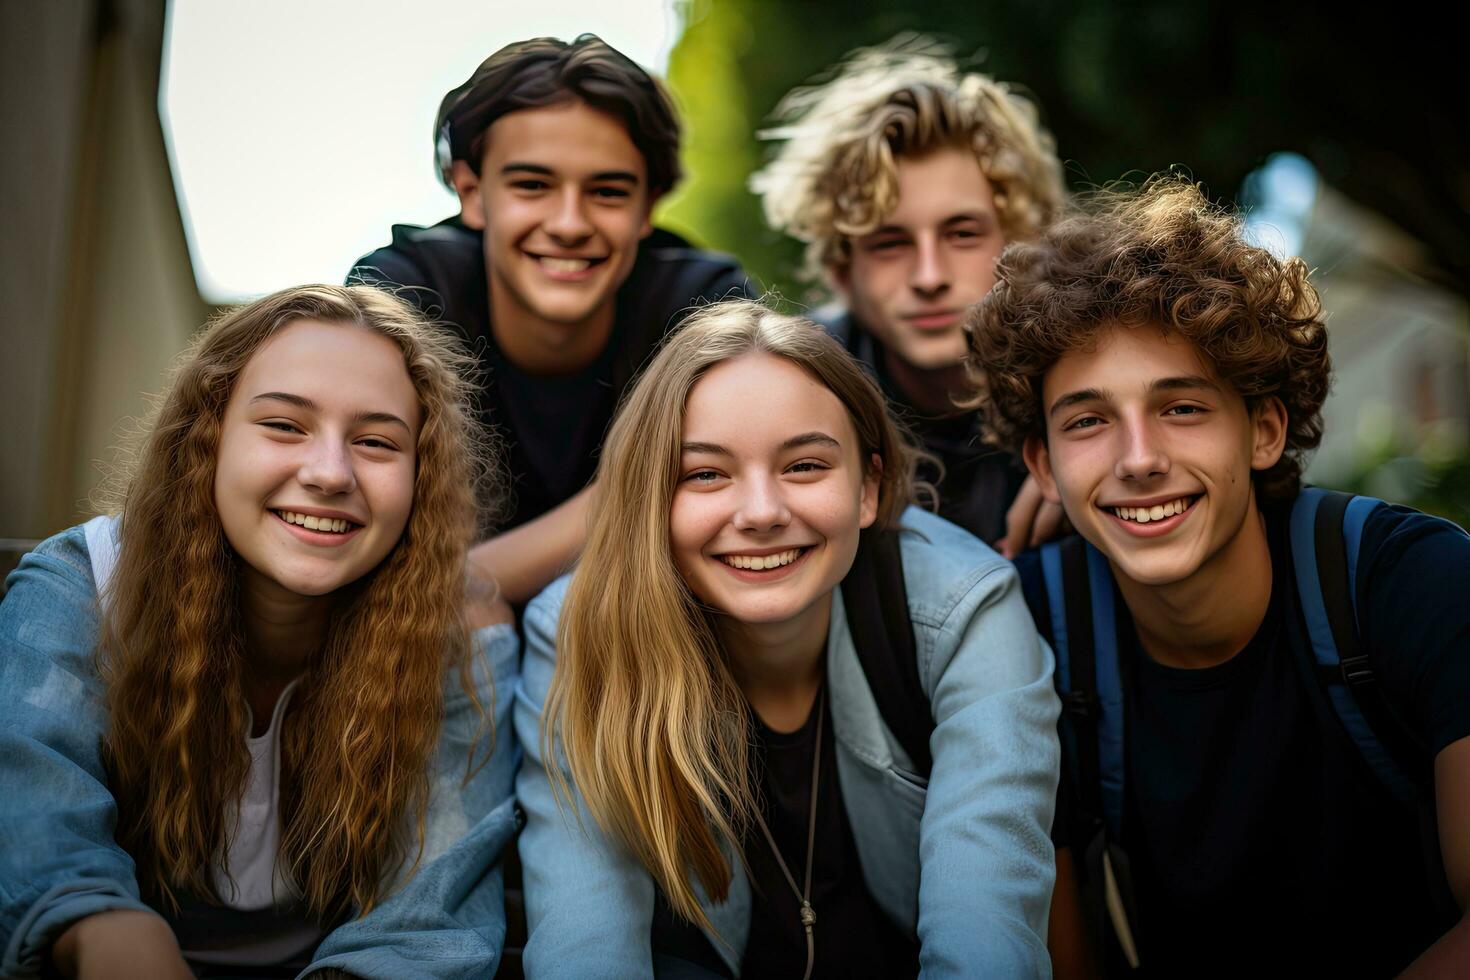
top-left (720, 548), bottom-right (803, 570)
top-left (277, 511), bottom-right (354, 534)
top-left (540, 257), bottom-right (591, 273)
top-left (1112, 497), bottom-right (1195, 524)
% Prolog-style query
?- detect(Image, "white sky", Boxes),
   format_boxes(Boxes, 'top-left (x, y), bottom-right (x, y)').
top-left (161, 0), bottom-right (679, 303)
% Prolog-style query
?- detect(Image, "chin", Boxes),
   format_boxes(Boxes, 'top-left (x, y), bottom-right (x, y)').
top-left (893, 335), bottom-right (967, 371)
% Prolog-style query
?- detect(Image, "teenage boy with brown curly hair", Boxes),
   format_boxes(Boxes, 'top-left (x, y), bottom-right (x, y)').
top-left (753, 37), bottom-right (1067, 551)
top-left (967, 176), bottom-right (1470, 977)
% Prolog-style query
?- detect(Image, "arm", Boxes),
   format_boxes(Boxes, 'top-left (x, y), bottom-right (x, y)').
top-left (1047, 847), bottom-right (1101, 980)
top-left (514, 580), bottom-right (658, 978)
top-left (1358, 508), bottom-right (1470, 976)
top-left (1397, 735), bottom-right (1470, 978)
top-left (469, 486), bottom-right (593, 607)
top-left (51, 911), bottom-right (191, 980)
top-left (305, 623), bottom-right (521, 979)
top-left (0, 531), bottom-right (170, 977)
top-left (916, 558), bottom-right (1062, 978)
top-left (997, 474), bottom-right (1070, 560)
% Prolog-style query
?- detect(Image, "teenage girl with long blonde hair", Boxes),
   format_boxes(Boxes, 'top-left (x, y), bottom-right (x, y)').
top-left (0, 285), bottom-right (518, 978)
top-left (516, 298), bottom-right (1060, 978)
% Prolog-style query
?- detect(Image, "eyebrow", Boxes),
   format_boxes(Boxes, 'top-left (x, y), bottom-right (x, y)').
top-left (1047, 375), bottom-right (1222, 418)
top-left (868, 211), bottom-right (997, 236)
top-left (500, 162), bottom-right (640, 184)
top-left (249, 392), bottom-right (411, 431)
top-left (680, 431), bottom-right (843, 456)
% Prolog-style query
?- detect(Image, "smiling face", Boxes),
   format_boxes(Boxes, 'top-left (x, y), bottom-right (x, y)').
top-left (213, 319), bottom-right (421, 602)
top-left (835, 145), bottom-right (1005, 372)
top-left (451, 99), bottom-right (655, 373)
top-left (669, 353), bottom-right (879, 632)
top-left (1023, 323), bottom-right (1286, 588)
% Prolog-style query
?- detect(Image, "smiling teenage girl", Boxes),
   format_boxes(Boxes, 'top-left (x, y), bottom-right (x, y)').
top-left (516, 299), bottom-right (1060, 978)
top-left (0, 286), bottom-right (517, 978)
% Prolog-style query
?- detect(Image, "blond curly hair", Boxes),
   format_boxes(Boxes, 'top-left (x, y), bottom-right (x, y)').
top-left (751, 35), bottom-right (1066, 279)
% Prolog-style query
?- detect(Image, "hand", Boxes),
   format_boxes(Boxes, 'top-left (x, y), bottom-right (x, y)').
top-left (997, 475), bottom-right (1070, 559)
top-left (52, 910), bottom-right (193, 980)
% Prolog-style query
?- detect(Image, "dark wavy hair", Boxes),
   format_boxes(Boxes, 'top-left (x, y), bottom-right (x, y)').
top-left (964, 175), bottom-right (1331, 500)
top-left (435, 34), bottom-right (681, 197)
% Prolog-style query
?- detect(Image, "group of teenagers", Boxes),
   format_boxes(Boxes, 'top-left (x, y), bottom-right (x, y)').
top-left (2, 31), bottom-right (1467, 980)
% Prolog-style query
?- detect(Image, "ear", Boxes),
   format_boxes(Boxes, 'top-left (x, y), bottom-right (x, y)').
top-left (1021, 434), bottom-right (1063, 505)
top-left (449, 160), bottom-right (487, 231)
top-left (639, 189), bottom-right (661, 240)
top-left (828, 262), bottom-right (853, 305)
top-left (859, 452), bottom-right (882, 529)
top-left (1249, 396), bottom-right (1289, 472)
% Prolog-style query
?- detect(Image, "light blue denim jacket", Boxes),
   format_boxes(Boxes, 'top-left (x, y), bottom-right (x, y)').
top-left (516, 506), bottom-right (1061, 978)
top-left (0, 518), bottom-right (520, 978)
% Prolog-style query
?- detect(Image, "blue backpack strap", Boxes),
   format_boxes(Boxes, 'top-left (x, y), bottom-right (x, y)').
top-left (1290, 489), bottom-right (1425, 804)
top-left (1085, 542), bottom-right (1126, 841)
top-left (1042, 536), bottom-right (1125, 842)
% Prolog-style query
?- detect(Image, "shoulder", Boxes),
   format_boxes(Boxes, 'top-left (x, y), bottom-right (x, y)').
top-left (805, 301), bottom-right (852, 344)
top-left (893, 506), bottom-right (1016, 628)
top-left (628, 228), bottom-right (751, 311)
top-left (523, 573), bottom-right (573, 641)
top-left (0, 521), bottom-right (107, 696)
top-left (1356, 499), bottom-right (1469, 583)
top-left (348, 217), bottom-right (480, 291)
top-left (4, 521), bottom-right (101, 608)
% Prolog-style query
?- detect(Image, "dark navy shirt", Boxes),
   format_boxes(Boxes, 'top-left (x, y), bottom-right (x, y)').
top-left (1018, 498), bottom-right (1470, 977)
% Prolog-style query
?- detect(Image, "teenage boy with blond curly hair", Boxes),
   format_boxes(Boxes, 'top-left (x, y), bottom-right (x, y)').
top-left (968, 176), bottom-right (1470, 977)
top-left (752, 38), bottom-right (1067, 552)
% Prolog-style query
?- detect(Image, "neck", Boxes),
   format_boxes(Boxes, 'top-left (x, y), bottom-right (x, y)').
top-left (1114, 496), bottom-right (1274, 669)
top-left (718, 592), bottom-right (831, 734)
top-left (238, 567), bottom-right (332, 729)
top-left (881, 347), bottom-right (968, 417)
top-left (488, 281), bottom-right (615, 376)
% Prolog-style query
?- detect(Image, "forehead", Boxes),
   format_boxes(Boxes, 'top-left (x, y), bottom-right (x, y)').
top-left (683, 353), bottom-right (858, 449)
top-left (235, 319), bottom-right (421, 428)
top-left (1042, 323), bottom-right (1223, 401)
top-left (882, 145), bottom-right (996, 227)
top-left (481, 99), bottom-right (646, 178)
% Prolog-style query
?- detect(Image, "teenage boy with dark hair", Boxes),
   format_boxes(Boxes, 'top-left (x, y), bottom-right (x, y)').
top-left (752, 38), bottom-right (1067, 552)
top-left (353, 35), bottom-right (749, 602)
top-left (967, 176), bottom-right (1470, 977)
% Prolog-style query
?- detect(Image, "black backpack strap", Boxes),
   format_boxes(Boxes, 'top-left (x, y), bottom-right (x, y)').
top-left (1289, 488), bottom-right (1430, 804)
top-left (841, 526), bottom-right (932, 777)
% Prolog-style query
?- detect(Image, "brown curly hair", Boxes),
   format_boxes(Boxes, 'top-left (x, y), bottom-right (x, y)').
top-left (964, 175), bottom-right (1331, 500)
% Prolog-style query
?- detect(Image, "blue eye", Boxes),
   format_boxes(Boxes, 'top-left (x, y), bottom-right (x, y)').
top-left (685, 470), bottom-right (720, 483)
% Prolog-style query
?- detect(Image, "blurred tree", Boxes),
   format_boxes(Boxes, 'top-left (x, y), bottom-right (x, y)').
top-left (657, 0), bottom-right (1469, 304)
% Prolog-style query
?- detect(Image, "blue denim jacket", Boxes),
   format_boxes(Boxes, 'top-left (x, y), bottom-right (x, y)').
top-left (516, 507), bottom-right (1061, 978)
top-left (0, 518), bottom-right (519, 978)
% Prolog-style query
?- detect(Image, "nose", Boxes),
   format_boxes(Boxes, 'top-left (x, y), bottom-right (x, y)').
top-left (543, 185), bottom-right (593, 244)
top-left (298, 439), bottom-right (357, 496)
top-left (1113, 414), bottom-right (1170, 483)
top-left (732, 472), bottom-right (791, 533)
top-left (908, 232), bottom-right (951, 299)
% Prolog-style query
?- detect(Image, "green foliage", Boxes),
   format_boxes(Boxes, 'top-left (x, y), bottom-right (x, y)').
top-left (654, 0), bottom-right (1467, 300)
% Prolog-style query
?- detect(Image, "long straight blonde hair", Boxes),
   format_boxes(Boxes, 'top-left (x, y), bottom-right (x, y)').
top-left (97, 284), bottom-right (499, 920)
top-left (543, 299), bottom-right (916, 930)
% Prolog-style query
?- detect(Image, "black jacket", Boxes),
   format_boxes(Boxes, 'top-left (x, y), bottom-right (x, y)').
top-left (816, 308), bottom-right (1025, 544)
top-left (350, 217), bottom-right (751, 528)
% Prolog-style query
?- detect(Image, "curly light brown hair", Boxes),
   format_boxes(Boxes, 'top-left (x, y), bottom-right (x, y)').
top-left (98, 284), bottom-right (500, 921)
top-left (965, 175), bottom-right (1331, 500)
top-left (751, 34), bottom-right (1066, 280)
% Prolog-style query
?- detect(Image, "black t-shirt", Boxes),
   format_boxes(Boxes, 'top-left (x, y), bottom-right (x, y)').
top-left (350, 218), bottom-right (749, 529)
top-left (650, 690), bottom-right (920, 979)
top-left (1018, 499), bottom-right (1470, 977)
top-left (816, 311), bottom-right (1026, 544)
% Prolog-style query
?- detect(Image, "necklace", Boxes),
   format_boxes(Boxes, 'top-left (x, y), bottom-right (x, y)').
top-left (749, 687), bottom-right (824, 980)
